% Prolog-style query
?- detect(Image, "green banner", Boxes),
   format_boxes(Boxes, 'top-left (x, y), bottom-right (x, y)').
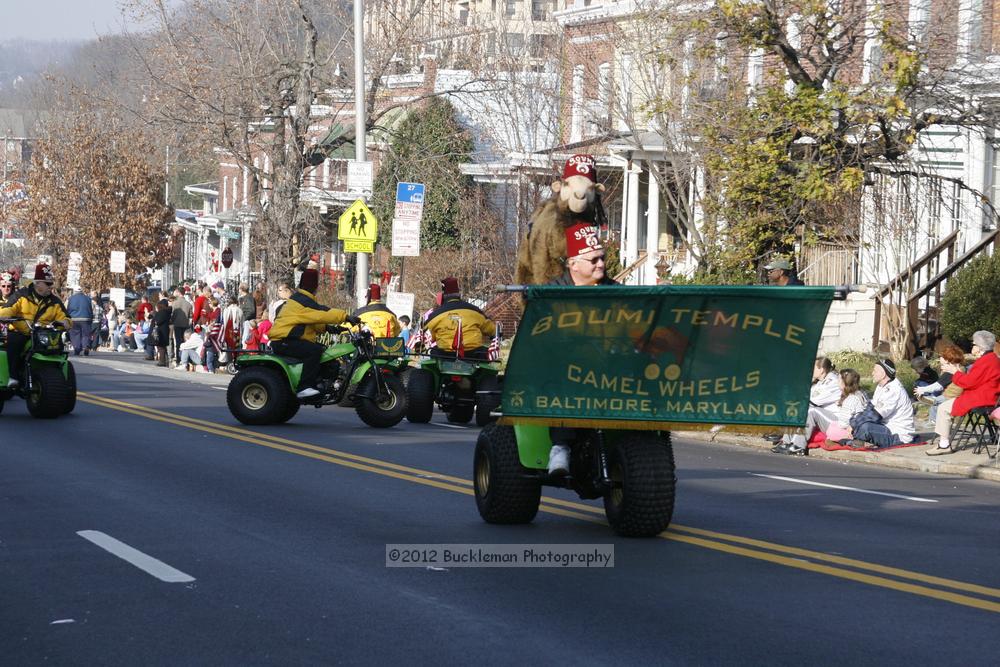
top-left (501, 285), bottom-right (835, 430)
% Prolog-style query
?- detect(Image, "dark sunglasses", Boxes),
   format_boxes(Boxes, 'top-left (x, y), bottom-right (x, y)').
top-left (0, 283), bottom-right (11, 289)
top-left (578, 254), bottom-right (606, 265)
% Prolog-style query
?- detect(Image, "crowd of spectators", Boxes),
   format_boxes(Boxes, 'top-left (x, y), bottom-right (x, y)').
top-left (61, 281), bottom-right (272, 373)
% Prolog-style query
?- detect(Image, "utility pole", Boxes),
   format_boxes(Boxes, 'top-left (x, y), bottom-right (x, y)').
top-left (353, 0), bottom-right (369, 307)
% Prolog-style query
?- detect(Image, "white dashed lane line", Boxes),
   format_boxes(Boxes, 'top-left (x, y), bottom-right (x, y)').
top-left (77, 530), bottom-right (196, 582)
top-left (750, 473), bottom-right (938, 503)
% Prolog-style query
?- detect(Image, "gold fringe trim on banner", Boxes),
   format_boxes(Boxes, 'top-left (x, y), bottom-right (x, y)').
top-left (497, 416), bottom-right (797, 434)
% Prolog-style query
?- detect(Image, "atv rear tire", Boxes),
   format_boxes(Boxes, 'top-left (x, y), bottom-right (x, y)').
top-left (62, 363), bottom-right (77, 415)
top-left (474, 424), bottom-right (541, 524)
top-left (26, 365), bottom-right (74, 419)
top-left (447, 404), bottom-right (474, 424)
top-left (603, 432), bottom-right (676, 537)
top-left (227, 366), bottom-right (295, 425)
top-left (475, 374), bottom-right (502, 427)
top-left (406, 368), bottom-right (436, 423)
top-left (355, 371), bottom-right (407, 428)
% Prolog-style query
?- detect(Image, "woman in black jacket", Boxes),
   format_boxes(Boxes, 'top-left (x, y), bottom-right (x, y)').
top-left (153, 299), bottom-right (172, 367)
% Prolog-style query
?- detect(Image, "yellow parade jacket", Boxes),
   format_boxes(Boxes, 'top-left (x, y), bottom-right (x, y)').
top-left (0, 285), bottom-right (69, 335)
top-left (423, 297), bottom-right (496, 352)
top-left (351, 301), bottom-right (401, 338)
top-left (268, 289), bottom-right (348, 342)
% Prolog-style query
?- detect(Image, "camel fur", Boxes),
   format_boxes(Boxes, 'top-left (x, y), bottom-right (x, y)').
top-left (515, 175), bottom-right (605, 285)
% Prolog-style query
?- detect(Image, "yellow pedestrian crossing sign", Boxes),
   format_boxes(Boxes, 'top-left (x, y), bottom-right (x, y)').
top-left (338, 199), bottom-right (378, 243)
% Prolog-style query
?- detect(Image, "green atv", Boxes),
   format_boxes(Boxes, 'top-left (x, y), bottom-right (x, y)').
top-left (0, 318), bottom-right (77, 419)
top-left (226, 327), bottom-right (407, 427)
top-left (472, 283), bottom-right (847, 538)
top-left (405, 353), bottom-right (502, 426)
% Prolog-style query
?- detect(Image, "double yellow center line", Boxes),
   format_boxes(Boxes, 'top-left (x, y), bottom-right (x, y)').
top-left (78, 391), bottom-right (1000, 613)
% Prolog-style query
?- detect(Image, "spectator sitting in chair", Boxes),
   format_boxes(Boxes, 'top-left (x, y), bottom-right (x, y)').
top-left (926, 330), bottom-right (1000, 456)
top-left (914, 344), bottom-right (966, 425)
top-left (847, 359), bottom-right (915, 449)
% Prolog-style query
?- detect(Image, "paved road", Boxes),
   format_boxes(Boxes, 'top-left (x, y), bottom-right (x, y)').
top-left (2, 360), bottom-right (999, 664)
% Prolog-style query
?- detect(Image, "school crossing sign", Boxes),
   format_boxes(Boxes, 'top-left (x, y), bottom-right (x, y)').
top-left (338, 199), bottom-right (378, 253)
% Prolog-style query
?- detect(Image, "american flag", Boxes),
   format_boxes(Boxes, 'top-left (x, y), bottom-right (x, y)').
top-left (422, 328), bottom-right (436, 350)
top-left (487, 323), bottom-right (502, 361)
top-left (451, 317), bottom-right (465, 358)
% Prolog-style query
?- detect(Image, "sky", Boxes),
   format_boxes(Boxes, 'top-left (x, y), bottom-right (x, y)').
top-left (0, 0), bottom-right (142, 42)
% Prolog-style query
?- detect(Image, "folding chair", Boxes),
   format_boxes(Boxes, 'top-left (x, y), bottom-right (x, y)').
top-left (949, 399), bottom-right (1000, 458)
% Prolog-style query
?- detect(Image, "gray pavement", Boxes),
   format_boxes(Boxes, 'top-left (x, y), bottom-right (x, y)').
top-left (74, 350), bottom-right (1000, 483)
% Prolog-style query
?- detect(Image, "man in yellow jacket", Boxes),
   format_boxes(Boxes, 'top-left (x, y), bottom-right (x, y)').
top-left (269, 268), bottom-right (358, 398)
top-left (351, 283), bottom-right (400, 338)
top-left (422, 276), bottom-right (496, 360)
top-left (0, 263), bottom-right (71, 387)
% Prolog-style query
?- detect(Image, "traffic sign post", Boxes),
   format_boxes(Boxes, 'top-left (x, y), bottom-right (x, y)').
top-left (347, 161), bottom-right (373, 195)
top-left (392, 182), bottom-right (424, 258)
top-left (110, 251), bottom-right (126, 274)
top-left (338, 199), bottom-right (378, 246)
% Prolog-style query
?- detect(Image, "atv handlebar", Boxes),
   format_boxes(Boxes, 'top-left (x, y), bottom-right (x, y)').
top-left (0, 318), bottom-right (67, 329)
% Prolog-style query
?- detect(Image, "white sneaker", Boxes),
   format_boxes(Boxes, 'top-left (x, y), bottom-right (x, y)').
top-left (195, 365), bottom-right (208, 373)
top-left (547, 444), bottom-right (570, 476)
top-left (296, 387), bottom-right (320, 399)
top-left (6, 378), bottom-right (18, 388)
top-left (174, 365), bottom-right (187, 372)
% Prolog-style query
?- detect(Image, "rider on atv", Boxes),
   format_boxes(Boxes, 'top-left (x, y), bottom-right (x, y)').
top-left (351, 283), bottom-right (401, 338)
top-left (545, 223), bottom-right (617, 476)
top-left (422, 277), bottom-right (496, 361)
top-left (0, 263), bottom-right (71, 388)
top-left (268, 267), bottom-right (360, 399)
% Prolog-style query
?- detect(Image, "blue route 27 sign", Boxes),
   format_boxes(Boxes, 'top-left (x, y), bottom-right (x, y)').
top-left (396, 182), bottom-right (425, 204)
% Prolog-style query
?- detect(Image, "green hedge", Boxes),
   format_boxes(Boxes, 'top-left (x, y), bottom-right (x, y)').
top-left (940, 252), bottom-right (1000, 346)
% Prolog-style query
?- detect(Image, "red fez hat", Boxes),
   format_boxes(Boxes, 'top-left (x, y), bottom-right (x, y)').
top-left (562, 154), bottom-right (596, 182)
top-left (367, 283), bottom-right (381, 302)
top-left (34, 263), bottom-right (54, 283)
top-left (441, 276), bottom-right (459, 296)
top-left (298, 268), bottom-right (319, 293)
top-left (565, 222), bottom-right (603, 259)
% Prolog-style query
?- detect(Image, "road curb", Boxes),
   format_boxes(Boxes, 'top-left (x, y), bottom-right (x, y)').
top-left (677, 429), bottom-right (1000, 482)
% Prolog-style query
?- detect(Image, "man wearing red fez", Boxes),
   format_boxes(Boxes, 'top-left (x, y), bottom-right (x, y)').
top-left (350, 283), bottom-right (401, 338)
top-left (0, 263), bottom-right (71, 387)
top-left (268, 268), bottom-right (361, 399)
top-left (548, 222), bottom-right (616, 287)
top-left (422, 276), bottom-right (496, 359)
top-left (545, 223), bottom-right (618, 475)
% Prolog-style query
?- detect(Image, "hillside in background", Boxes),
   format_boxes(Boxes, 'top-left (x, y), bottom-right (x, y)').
top-left (0, 39), bottom-right (82, 107)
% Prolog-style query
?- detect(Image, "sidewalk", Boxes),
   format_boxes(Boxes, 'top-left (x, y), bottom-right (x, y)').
top-left (70, 351), bottom-right (1000, 482)
top-left (71, 349), bottom-right (231, 387)
top-left (678, 426), bottom-right (1000, 483)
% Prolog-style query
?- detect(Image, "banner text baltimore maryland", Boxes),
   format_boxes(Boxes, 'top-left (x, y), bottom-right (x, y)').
top-left (502, 286), bottom-right (835, 429)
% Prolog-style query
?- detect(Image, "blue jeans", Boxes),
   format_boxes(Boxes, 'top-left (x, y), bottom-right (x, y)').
top-left (853, 421), bottom-right (903, 448)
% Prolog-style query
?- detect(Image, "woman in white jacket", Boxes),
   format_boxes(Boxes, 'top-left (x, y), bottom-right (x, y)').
top-left (775, 357), bottom-right (842, 455)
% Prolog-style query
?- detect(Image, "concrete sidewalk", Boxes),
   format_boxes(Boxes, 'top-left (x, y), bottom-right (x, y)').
top-left (70, 351), bottom-right (1000, 482)
top-left (678, 426), bottom-right (1000, 482)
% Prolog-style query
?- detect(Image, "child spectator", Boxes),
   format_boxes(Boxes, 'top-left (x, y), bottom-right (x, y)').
top-left (824, 369), bottom-right (870, 443)
top-left (914, 344), bottom-right (966, 422)
top-left (177, 327), bottom-right (207, 372)
top-left (773, 357), bottom-right (841, 455)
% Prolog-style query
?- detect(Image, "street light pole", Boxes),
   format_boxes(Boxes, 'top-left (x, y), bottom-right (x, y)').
top-left (353, 0), bottom-right (369, 307)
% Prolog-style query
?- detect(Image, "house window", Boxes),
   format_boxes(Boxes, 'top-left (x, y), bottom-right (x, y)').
top-left (617, 53), bottom-right (633, 130)
top-left (908, 0), bottom-right (930, 42)
top-left (571, 64), bottom-right (584, 142)
top-left (862, 0), bottom-right (882, 83)
top-left (505, 0), bottom-right (516, 17)
top-left (784, 16), bottom-right (800, 94)
top-left (958, 0), bottom-right (983, 60)
top-left (597, 62), bottom-right (611, 111)
top-left (714, 32), bottom-right (728, 82)
top-left (747, 48), bottom-right (764, 94)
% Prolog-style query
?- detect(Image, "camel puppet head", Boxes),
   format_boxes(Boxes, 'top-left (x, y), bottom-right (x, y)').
top-left (552, 154), bottom-right (605, 217)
